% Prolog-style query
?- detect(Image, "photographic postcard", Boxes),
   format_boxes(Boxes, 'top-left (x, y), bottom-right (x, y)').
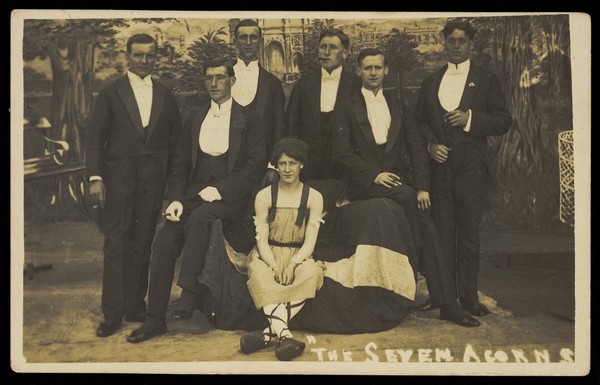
top-left (10, 9), bottom-right (590, 376)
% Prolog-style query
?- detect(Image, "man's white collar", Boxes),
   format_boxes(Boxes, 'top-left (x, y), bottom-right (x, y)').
top-left (361, 87), bottom-right (385, 100)
top-left (127, 71), bottom-right (153, 86)
top-left (446, 59), bottom-right (470, 75)
top-left (210, 97), bottom-right (233, 114)
top-left (235, 58), bottom-right (259, 70)
top-left (321, 66), bottom-right (343, 81)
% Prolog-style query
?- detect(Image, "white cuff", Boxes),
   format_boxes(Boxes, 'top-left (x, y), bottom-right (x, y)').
top-left (463, 109), bottom-right (472, 132)
top-left (89, 176), bottom-right (102, 182)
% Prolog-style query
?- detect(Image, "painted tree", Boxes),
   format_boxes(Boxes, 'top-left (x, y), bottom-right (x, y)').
top-left (23, 19), bottom-right (129, 215)
top-left (468, 15), bottom-right (573, 229)
top-left (381, 28), bottom-right (419, 101)
top-left (181, 27), bottom-right (237, 96)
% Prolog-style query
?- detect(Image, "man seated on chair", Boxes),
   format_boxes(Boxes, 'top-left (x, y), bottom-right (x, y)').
top-left (127, 57), bottom-right (266, 343)
top-left (332, 48), bottom-right (480, 328)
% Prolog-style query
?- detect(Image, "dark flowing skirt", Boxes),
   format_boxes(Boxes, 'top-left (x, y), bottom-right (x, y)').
top-left (291, 197), bottom-right (418, 334)
top-left (195, 192), bottom-right (418, 334)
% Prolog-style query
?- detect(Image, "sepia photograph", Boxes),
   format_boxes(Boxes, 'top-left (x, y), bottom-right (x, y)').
top-left (10, 9), bottom-right (590, 376)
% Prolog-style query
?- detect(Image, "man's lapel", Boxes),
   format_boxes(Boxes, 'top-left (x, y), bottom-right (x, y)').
top-left (254, 67), bottom-right (269, 120)
top-left (352, 93), bottom-right (378, 151)
top-left (458, 64), bottom-right (479, 111)
top-left (335, 70), bottom-right (353, 110)
top-left (307, 71), bottom-right (322, 125)
top-left (115, 76), bottom-right (145, 140)
top-left (431, 65), bottom-right (449, 143)
top-left (145, 80), bottom-right (165, 144)
top-left (383, 91), bottom-right (401, 154)
top-left (191, 103), bottom-right (210, 171)
top-left (228, 101), bottom-right (244, 173)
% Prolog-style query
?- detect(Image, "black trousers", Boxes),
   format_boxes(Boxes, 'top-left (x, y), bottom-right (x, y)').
top-left (417, 210), bottom-right (456, 307)
top-left (100, 155), bottom-right (165, 322)
top-left (430, 142), bottom-right (488, 307)
top-left (146, 196), bottom-right (246, 321)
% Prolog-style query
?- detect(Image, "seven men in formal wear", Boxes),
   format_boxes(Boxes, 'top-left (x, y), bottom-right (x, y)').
top-left (85, 18), bottom-right (511, 341)
top-left (86, 34), bottom-right (183, 338)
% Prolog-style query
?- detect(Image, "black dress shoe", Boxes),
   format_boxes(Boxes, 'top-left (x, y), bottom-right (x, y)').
top-left (440, 310), bottom-right (480, 327)
top-left (416, 298), bottom-right (439, 312)
top-left (171, 308), bottom-right (194, 321)
top-left (462, 302), bottom-right (491, 317)
top-left (96, 320), bottom-right (122, 337)
top-left (126, 323), bottom-right (167, 343)
top-left (124, 312), bottom-right (147, 323)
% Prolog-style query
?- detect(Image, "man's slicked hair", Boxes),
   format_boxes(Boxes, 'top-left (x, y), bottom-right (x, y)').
top-left (442, 20), bottom-right (476, 40)
top-left (356, 48), bottom-right (387, 67)
top-left (203, 57), bottom-right (235, 77)
top-left (319, 28), bottom-right (350, 49)
top-left (234, 19), bottom-right (262, 38)
top-left (126, 33), bottom-right (157, 53)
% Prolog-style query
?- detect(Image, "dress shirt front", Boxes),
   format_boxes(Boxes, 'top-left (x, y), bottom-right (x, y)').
top-left (232, 58), bottom-right (259, 107)
top-left (320, 66), bottom-right (343, 112)
top-left (361, 87), bottom-right (392, 145)
top-left (127, 71), bottom-right (153, 127)
top-left (438, 59), bottom-right (472, 132)
top-left (199, 98), bottom-right (232, 156)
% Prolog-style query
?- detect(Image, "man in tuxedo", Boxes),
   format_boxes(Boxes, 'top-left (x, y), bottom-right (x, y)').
top-left (414, 20), bottom-right (512, 316)
top-left (231, 19), bottom-right (285, 159)
top-left (86, 33), bottom-right (183, 337)
top-left (126, 58), bottom-right (265, 343)
top-left (333, 48), bottom-right (480, 327)
top-left (285, 28), bottom-right (361, 182)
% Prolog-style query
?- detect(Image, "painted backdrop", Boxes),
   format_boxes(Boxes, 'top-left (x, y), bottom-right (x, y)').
top-left (22, 14), bottom-right (573, 232)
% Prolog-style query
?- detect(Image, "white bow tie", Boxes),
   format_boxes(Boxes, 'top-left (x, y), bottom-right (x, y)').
top-left (210, 108), bottom-right (229, 117)
top-left (447, 66), bottom-right (467, 76)
top-left (364, 93), bottom-right (385, 103)
top-left (132, 77), bottom-right (153, 88)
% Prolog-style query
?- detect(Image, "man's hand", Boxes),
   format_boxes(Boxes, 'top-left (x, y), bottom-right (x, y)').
top-left (374, 172), bottom-right (402, 188)
top-left (88, 180), bottom-right (106, 208)
top-left (443, 109), bottom-right (469, 127)
top-left (164, 201), bottom-right (183, 222)
top-left (199, 187), bottom-right (222, 202)
top-left (428, 142), bottom-right (452, 164)
top-left (261, 168), bottom-right (279, 188)
top-left (281, 263), bottom-right (297, 286)
top-left (417, 190), bottom-right (431, 211)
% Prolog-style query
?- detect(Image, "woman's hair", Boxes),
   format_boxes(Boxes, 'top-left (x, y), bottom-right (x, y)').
top-left (271, 137), bottom-right (309, 166)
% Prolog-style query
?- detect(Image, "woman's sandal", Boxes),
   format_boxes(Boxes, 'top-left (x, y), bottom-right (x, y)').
top-left (275, 334), bottom-right (306, 361)
top-left (240, 330), bottom-right (277, 354)
top-left (240, 309), bottom-right (285, 354)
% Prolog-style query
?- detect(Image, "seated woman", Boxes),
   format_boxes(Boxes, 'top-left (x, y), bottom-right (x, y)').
top-left (197, 139), bottom-right (418, 345)
top-left (240, 138), bottom-right (325, 361)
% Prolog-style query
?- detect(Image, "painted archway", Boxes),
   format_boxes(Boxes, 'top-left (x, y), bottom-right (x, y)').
top-left (265, 41), bottom-right (285, 81)
top-left (292, 52), bottom-right (304, 74)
